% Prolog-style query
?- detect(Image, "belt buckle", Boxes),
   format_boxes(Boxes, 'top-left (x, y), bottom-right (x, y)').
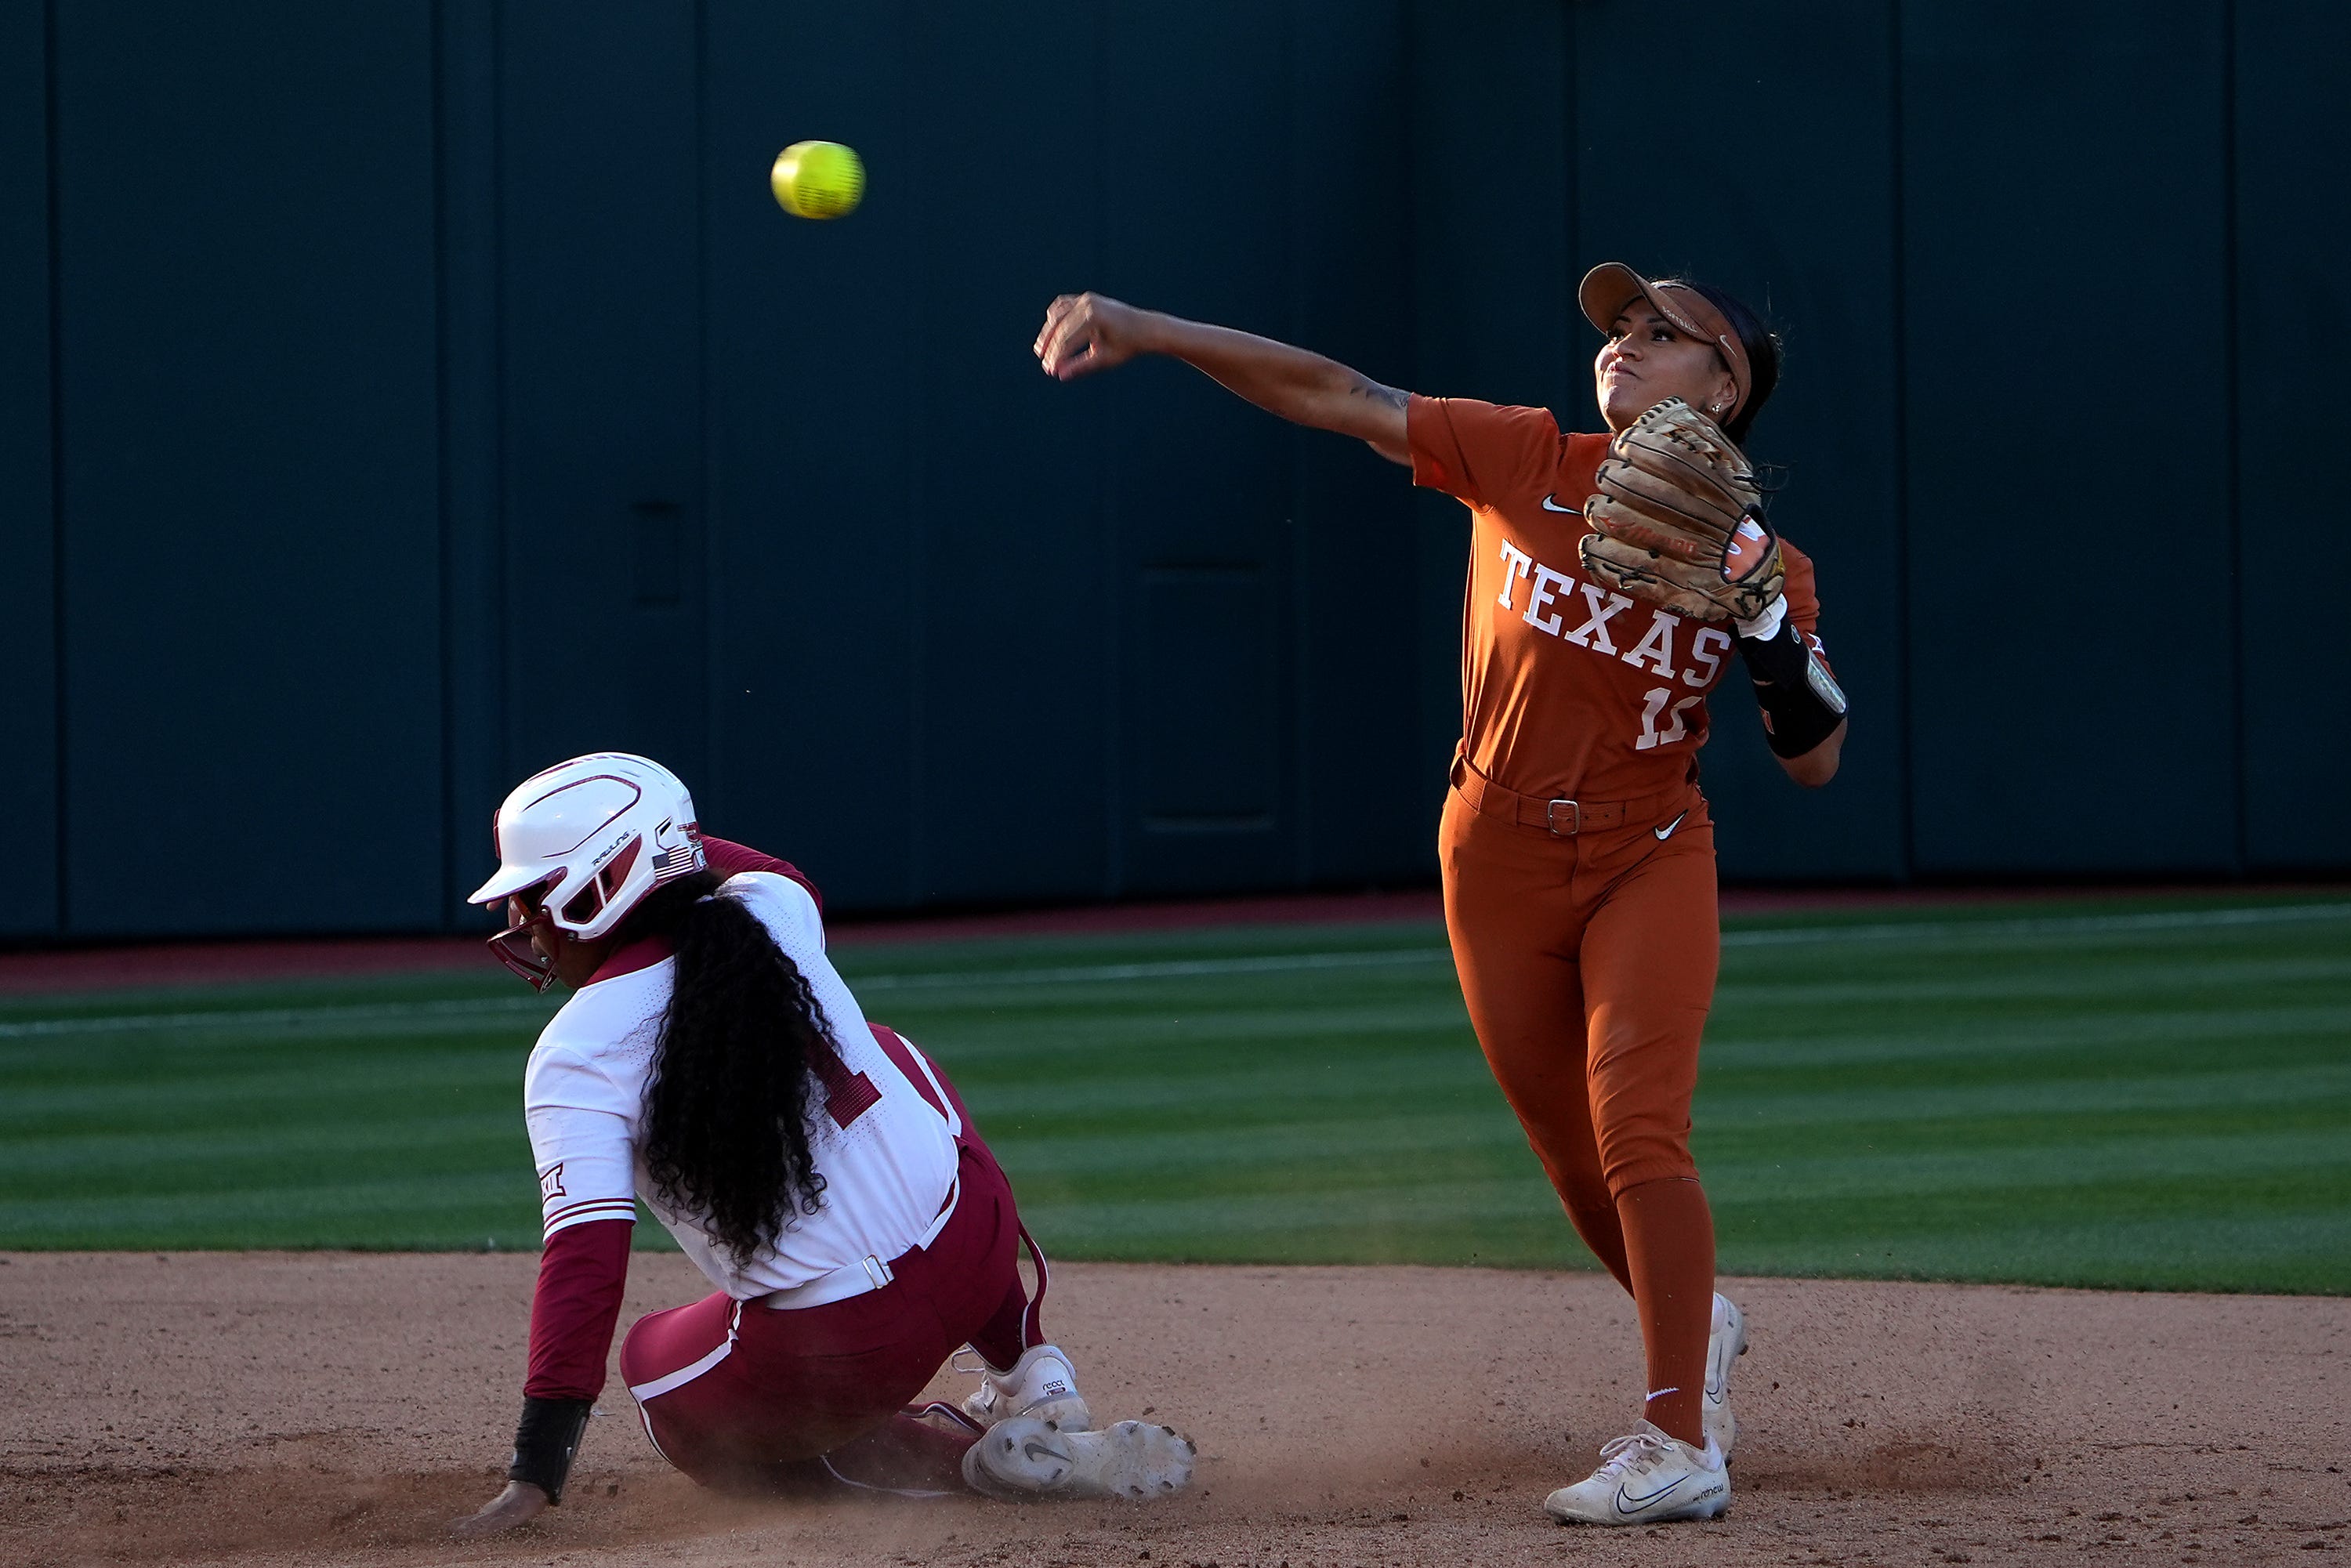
top-left (1545, 798), bottom-right (1581, 836)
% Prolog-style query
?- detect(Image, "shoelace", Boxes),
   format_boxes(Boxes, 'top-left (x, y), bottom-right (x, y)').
top-left (1592, 1430), bottom-right (1675, 1480)
top-left (948, 1348), bottom-right (1009, 1414)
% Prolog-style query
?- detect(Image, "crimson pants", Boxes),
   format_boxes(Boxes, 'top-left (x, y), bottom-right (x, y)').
top-left (618, 1128), bottom-right (1039, 1494)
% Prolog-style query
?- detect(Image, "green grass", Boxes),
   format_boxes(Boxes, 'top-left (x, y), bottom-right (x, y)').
top-left (2, 893), bottom-right (2346, 1294)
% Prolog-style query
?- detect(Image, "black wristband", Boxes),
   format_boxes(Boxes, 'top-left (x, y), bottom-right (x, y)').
top-left (508, 1396), bottom-right (593, 1504)
top-left (1737, 613), bottom-right (1847, 759)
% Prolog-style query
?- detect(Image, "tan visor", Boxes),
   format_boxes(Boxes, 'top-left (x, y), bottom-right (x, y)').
top-left (1578, 262), bottom-right (1751, 423)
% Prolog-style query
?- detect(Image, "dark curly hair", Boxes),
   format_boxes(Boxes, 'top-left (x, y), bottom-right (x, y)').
top-left (621, 869), bottom-right (832, 1262)
top-left (1654, 277), bottom-right (1784, 444)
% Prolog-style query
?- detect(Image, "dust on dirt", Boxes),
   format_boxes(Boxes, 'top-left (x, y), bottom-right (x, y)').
top-left (2, 1251), bottom-right (2343, 1567)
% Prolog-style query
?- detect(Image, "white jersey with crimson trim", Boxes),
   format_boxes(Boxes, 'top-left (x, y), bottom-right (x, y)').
top-left (520, 871), bottom-right (958, 1302)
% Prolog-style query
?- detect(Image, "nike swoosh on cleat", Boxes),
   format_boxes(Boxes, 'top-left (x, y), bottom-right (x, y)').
top-left (1540, 494), bottom-right (1579, 512)
top-left (1615, 1476), bottom-right (1686, 1513)
top-left (1020, 1439), bottom-right (1066, 1464)
top-left (1654, 811), bottom-right (1687, 841)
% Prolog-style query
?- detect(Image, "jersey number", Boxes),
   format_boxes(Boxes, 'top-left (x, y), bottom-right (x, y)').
top-left (810, 1041), bottom-right (880, 1130)
top-left (1636, 687), bottom-right (1704, 751)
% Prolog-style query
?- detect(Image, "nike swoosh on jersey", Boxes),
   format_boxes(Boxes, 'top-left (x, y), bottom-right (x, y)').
top-left (1654, 810), bottom-right (1688, 842)
top-left (1540, 494), bottom-right (1580, 513)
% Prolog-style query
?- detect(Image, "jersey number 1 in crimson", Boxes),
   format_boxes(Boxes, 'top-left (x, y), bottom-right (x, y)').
top-left (810, 1039), bottom-right (881, 1130)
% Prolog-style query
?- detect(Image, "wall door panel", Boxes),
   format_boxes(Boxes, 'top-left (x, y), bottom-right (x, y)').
top-left (902, 1), bottom-right (1115, 906)
top-left (1286, 0), bottom-right (1428, 885)
top-left (701, 1), bottom-right (919, 907)
top-left (2235, 0), bottom-right (2351, 870)
top-left (434, 0), bottom-right (505, 920)
top-left (55, 2), bottom-right (442, 935)
top-left (498, 2), bottom-right (706, 798)
top-left (1902, 2), bottom-right (2233, 874)
top-left (0, 3), bottom-right (57, 936)
top-left (1101, 5), bottom-right (1297, 894)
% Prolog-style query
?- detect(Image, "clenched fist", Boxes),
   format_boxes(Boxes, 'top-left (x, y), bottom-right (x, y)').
top-left (1034, 292), bottom-right (1155, 380)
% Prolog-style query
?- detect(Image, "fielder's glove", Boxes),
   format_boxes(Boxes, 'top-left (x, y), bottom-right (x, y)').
top-left (1578, 397), bottom-right (1784, 625)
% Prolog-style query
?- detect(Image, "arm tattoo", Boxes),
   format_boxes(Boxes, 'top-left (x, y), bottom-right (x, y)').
top-left (1347, 376), bottom-right (1408, 411)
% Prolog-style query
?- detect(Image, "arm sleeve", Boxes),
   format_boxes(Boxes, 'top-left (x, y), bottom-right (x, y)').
top-left (516, 1044), bottom-right (639, 1402)
top-left (522, 1218), bottom-right (632, 1401)
top-left (1406, 396), bottom-right (1563, 508)
top-left (701, 835), bottom-right (823, 913)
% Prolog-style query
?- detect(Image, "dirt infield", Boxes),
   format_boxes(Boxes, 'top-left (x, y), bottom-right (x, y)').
top-left (3, 1255), bottom-right (2344, 1567)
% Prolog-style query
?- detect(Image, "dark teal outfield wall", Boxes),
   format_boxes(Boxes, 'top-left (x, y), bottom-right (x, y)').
top-left (2, 2), bottom-right (2342, 940)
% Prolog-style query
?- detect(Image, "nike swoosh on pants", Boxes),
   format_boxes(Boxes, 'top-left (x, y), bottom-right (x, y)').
top-left (1654, 811), bottom-right (1688, 842)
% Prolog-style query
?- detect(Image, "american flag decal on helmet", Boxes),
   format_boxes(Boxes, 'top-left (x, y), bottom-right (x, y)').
top-left (650, 822), bottom-right (705, 882)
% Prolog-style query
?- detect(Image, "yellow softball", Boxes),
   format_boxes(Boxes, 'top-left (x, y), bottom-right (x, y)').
top-left (770, 140), bottom-right (865, 220)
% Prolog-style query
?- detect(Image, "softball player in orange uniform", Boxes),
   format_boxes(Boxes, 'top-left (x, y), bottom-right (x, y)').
top-left (1034, 263), bottom-right (1846, 1526)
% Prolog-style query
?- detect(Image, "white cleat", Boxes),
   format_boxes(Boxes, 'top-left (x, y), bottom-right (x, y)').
top-left (962, 1416), bottom-right (1197, 1502)
top-left (961, 1343), bottom-right (1094, 1433)
top-left (1544, 1421), bottom-right (1730, 1526)
top-left (1704, 1291), bottom-right (1749, 1461)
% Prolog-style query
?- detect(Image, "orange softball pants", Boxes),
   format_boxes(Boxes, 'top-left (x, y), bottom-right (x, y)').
top-left (1439, 770), bottom-right (1719, 1447)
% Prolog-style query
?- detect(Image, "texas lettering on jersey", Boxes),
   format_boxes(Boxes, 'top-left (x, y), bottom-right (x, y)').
top-left (1492, 538), bottom-right (1733, 754)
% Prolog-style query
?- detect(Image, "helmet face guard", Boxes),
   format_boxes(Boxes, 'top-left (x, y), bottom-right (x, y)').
top-left (487, 881), bottom-right (560, 992)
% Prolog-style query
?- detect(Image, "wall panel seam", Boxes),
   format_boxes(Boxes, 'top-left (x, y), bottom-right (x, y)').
top-left (2222, 0), bottom-right (2246, 874)
top-left (1889, 0), bottom-right (1914, 884)
top-left (43, 0), bottom-right (65, 932)
top-left (432, 0), bottom-right (454, 925)
top-left (1095, 0), bottom-right (1121, 899)
top-left (1561, 2), bottom-right (1577, 306)
top-left (903, 0), bottom-right (927, 905)
top-left (695, 0), bottom-right (718, 858)
top-left (1284, 0), bottom-right (1304, 885)
top-left (489, 0), bottom-right (509, 821)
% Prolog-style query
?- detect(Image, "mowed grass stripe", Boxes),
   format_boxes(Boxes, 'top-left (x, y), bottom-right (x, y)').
top-left (8, 896), bottom-right (2345, 1037)
top-left (1714, 1211), bottom-right (2351, 1295)
top-left (0, 1172), bottom-right (546, 1248)
top-left (1715, 954), bottom-right (2351, 1009)
top-left (1705, 1005), bottom-right (2351, 1071)
top-left (0, 893), bottom-right (2344, 1292)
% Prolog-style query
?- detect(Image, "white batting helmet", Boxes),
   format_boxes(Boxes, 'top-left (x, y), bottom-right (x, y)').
top-left (467, 752), bottom-right (708, 989)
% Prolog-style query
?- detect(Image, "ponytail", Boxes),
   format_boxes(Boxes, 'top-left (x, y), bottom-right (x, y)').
top-left (629, 870), bottom-right (831, 1262)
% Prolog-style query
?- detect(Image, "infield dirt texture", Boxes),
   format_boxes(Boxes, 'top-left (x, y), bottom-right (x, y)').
top-left (3, 892), bottom-right (2347, 1564)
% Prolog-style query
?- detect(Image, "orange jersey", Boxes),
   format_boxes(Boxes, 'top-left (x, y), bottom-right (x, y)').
top-left (1407, 395), bottom-right (1824, 803)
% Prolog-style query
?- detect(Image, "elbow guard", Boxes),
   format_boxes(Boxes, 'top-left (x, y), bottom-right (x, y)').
top-left (508, 1396), bottom-right (593, 1504)
top-left (1736, 610), bottom-right (1846, 759)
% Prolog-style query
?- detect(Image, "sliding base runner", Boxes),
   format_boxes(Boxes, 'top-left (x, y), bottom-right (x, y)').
top-left (448, 752), bottom-right (1194, 1538)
